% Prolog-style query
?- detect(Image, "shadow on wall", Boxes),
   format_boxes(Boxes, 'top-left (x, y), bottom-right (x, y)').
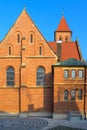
top-left (0, 111), bottom-right (19, 117)
top-left (0, 71), bottom-right (85, 119)
top-left (56, 87), bottom-right (84, 113)
top-left (53, 86), bottom-right (86, 120)
top-left (28, 86), bottom-right (53, 113)
top-left (27, 71), bottom-right (53, 114)
top-left (0, 72), bottom-right (53, 116)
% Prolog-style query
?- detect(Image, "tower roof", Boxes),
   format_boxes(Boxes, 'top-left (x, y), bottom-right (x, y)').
top-left (56, 16), bottom-right (71, 32)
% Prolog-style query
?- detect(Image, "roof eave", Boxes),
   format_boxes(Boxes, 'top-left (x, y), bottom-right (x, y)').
top-left (52, 64), bottom-right (87, 67)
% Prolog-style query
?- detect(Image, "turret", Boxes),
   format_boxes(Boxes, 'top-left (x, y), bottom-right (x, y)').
top-left (54, 15), bottom-right (72, 42)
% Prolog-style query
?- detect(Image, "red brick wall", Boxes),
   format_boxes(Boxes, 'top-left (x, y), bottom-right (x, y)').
top-left (55, 32), bottom-right (71, 42)
top-left (53, 67), bottom-right (87, 113)
top-left (0, 87), bottom-right (53, 114)
top-left (28, 87), bottom-right (53, 112)
top-left (26, 58), bottom-right (55, 87)
top-left (0, 10), bottom-right (57, 114)
top-left (0, 59), bottom-right (21, 87)
top-left (0, 88), bottom-right (19, 113)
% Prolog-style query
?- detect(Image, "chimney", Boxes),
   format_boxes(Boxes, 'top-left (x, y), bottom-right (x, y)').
top-left (57, 40), bottom-right (62, 62)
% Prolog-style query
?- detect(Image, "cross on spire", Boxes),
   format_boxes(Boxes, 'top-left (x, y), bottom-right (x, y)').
top-left (62, 9), bottom-right (64, 17)
top-left (24, 5), bottom-right (26, 10)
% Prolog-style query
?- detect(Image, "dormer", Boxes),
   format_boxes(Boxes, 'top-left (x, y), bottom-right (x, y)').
top-left (54, 16), bottom-right (72, 42)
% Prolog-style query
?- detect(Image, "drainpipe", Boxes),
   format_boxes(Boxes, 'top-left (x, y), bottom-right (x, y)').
top-left (84, 66), bottom-right (86, 120)
top-left (56, 40), bottom-right (62, 62)
top-left (19, 38), bottom-right (22, 114)
top-left (19, 37), bottom-right (26, 114)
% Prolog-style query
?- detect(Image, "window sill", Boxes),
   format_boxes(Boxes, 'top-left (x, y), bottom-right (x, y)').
top-left (62, 99), bottom-right (83, 102)
top-left (2, 86), bottom-right (18, 89)
top-left (63, 78), bottom-right (84, 80)
top-left (29, 85), bottom-right (52, 89)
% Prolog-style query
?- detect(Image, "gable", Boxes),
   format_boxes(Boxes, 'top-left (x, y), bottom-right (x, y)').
top-left (0, 9), bottom-right (56, 57)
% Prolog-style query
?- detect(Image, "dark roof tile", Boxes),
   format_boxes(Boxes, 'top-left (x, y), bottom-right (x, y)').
top-left (53, 58), bottom-right (87, 67)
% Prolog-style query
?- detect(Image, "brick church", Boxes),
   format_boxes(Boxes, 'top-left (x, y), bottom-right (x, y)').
top-left (0, 9), bottom-right (87, 119)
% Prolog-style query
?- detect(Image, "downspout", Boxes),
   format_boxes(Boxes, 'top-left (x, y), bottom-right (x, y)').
top-left (19, 37), bottom-right (25, 114)
top-left (19, 38), bottom-right (22, 114)
top-left (84, 66), bottom-right (86, 120)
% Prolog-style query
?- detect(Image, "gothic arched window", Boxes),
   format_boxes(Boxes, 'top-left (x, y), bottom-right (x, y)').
top-left (18, 34), bottom-right (21, 43)
top-left (30, 34), bottom-right (33, 43)
top-left (36, 67), bottom-right (45, 86)
top-left (39, 46), bottom-right (42, 55)
top-left (6, 67), bottom-right (15, 86)
top-left (65, 37), bottom-right (68, 42)
top-left (9, 46), bottom-right (11, 55)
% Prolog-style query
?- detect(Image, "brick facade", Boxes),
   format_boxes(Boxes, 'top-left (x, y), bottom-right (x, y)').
top-left (0, 9), bottom-right (57, 116)
top-left (52, 59), bottom-right (87, 119)
top-left (0, 9), bottom-right (86, 119)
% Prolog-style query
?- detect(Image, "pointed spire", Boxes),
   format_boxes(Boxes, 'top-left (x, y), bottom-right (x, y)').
top-left (56, 15), bottom-right (71, 32)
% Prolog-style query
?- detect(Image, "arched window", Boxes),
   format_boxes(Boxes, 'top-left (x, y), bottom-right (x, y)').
top-left (30, 34), bottom-right (33, 43)
top-left (71, 90), bottom-right (76, 100)
top-left (59, 37), bottom-right (62, 41)
top-left (36, 67), bottom-right (45, 86)
top-left (39, 46), bottom-right (42, 55)
top-left (78, 89), bottom-right (82, 100)
top-left (18, 34), bottom-right (21, 43)
top-left (64, 90), bottom-right (68, 101)
top-left (6, 67), bottom-right (15, 86)
top-left (9, 46), bottom-right (11, 55)
top-left (65, 37), bottom-right (68, 42)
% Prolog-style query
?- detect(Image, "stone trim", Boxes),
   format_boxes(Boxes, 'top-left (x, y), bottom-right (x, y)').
top-left (0, 56), bottom-right (21, 59)
top-left (54, 83), bottom-right (87, 85)
top-left (27, 56), bottom-right (57, 58)
top-left (28, 86), bottom-right (52, 89)
top-left (53, 113), bottom-right (68, 119)
top-left (27, 112), bottom-right (52, 118)
top-left (0, 112), bottom-right (19, 117)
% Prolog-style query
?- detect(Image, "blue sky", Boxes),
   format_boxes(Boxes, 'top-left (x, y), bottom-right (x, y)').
top-left (0, 0), bottom-right (87, 60)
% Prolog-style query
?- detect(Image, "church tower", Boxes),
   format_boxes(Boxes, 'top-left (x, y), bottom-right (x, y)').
top-left (54, 15), bottom-right (72, 42)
